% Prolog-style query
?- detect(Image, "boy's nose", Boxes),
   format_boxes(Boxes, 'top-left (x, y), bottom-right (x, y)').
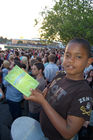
top-left (69, 56), bottom-right (75, 63)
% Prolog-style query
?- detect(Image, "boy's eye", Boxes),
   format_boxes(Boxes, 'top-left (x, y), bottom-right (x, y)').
top-left (76, 56), bottom-right (82, 59)
top-left (65, 54), bottom-right (70, 58)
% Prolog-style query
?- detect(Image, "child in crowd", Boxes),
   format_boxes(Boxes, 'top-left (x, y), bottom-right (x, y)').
top-left (13, 38), bottom-right (93, 140)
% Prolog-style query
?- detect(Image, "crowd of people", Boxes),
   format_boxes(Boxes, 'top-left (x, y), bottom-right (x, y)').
top-left (0, 38), bottom-right (93, 140)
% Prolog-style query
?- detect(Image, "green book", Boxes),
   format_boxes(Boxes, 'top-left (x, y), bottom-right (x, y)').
top-left (5, 65), bottom-right (39, 97)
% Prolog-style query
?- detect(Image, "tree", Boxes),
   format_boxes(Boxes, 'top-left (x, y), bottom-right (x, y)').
top-left (0, 36), bottom-right (10, 43)
top-left (17, 40), bottom-right (23, 44)
top-left (37, 0), bottom-right (93, 45)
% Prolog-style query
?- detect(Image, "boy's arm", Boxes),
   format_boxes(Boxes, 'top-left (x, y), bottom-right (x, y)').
top-left (24, 89), bottom-right (85, 139)
top-left (41, 99), bottom-right (84, 139)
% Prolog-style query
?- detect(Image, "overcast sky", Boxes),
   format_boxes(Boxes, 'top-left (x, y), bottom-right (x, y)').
top-left (0, 0), bottom-right (54, 39)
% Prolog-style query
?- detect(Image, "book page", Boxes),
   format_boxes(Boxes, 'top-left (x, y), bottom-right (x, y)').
top-left (5, 65), bottom-right (39, 97)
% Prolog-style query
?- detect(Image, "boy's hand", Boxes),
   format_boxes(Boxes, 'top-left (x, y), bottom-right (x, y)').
top-left (24, 89), bottom-right (45, 105)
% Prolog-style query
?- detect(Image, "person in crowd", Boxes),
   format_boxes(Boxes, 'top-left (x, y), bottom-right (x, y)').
top-left (84, 62), bottom-right (93, 78)
top-left (0, 52), bottom-right (4, 61)
top-left (20, 52), bottom-right (24, 61)
top-left (78, 69), bottom-right (93, 140)
top-left (87, 69), bottom-right (93, 139)
top-left (14, 56), bottom-right (20, 66)
top-left (2, 60), bottom-right (10, 83)
top-left (56, 58), bottom-right (62, 71)
top-left (36, 56), bottom-right (42, 63)
top-left (3, 62), bottom-right (23, 120)
top-left (0, 53), bottom-right (3, 67)
top-left (24, 38), bottom-right (93, 140)
top-left (21, 56), bottom-right (29, 71)
top-left (57, 52), bottom-right (64, 71)
top-left (44, 54), bottom-right (59, 83)
top-left (31, 52), bottom-right (37, 60)
top-left (42, 54), bottom-right (49, 68)
top-left (8, 54), bottom-right (15, 70)
top-left (28, 58), bottom-right (38, 76)
top-left (14, 51), bottom-right (20, 61)
top-left (86, 69), bottom-right (93, 89)
top-left (28, 62), bottom-right (47, 121)
top-left (1, 60), bottom-right (10, 93)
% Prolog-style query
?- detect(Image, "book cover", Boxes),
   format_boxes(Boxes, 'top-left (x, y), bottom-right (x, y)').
top-left (5, 65), bottom-right (39, 97)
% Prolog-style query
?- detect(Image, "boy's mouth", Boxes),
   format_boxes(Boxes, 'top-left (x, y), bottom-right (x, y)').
top-left (66, 65), bottom-right (75, 70)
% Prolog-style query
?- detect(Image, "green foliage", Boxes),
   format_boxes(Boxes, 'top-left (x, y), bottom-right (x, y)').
top-left (17, 40), bottom-right (23, 44)
top-left (0, 36), bottom-right (10, 43)
top-left (39, 0), bottom-right (93, 45)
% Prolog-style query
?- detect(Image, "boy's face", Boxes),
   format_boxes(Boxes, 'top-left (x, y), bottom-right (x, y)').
top-left (63, 42), bottom-right (91, 80)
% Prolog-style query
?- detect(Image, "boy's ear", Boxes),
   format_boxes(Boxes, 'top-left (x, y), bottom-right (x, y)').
top-left (86, 57), bottom-right (93, 67)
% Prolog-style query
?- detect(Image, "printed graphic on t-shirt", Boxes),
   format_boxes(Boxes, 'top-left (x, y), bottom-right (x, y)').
top-left (80, 102), bottom-right (91, 116)
top-left (47, 83), bottom-right (67, 104)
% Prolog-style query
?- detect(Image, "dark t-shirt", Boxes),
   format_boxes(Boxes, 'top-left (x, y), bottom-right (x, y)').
top-left (40, 73), bottom-right (93, 140)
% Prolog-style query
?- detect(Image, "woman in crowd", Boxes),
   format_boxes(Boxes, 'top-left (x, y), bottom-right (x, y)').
top-left (3, 62), bottom-right (23, 120)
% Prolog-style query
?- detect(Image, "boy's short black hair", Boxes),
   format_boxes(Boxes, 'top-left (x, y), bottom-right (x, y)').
top-left (68, 38), bottom-right (92, 58)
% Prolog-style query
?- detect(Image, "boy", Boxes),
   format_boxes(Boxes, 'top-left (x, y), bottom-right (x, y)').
top-left (17, 38), bottom-right (93, 140)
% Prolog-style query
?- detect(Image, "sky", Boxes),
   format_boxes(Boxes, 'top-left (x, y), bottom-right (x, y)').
top-left (0, 0), bottom-right (54, 39)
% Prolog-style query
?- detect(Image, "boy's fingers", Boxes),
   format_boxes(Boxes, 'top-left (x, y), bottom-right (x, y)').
top-left (23, 95), bottom-right (27, 99)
